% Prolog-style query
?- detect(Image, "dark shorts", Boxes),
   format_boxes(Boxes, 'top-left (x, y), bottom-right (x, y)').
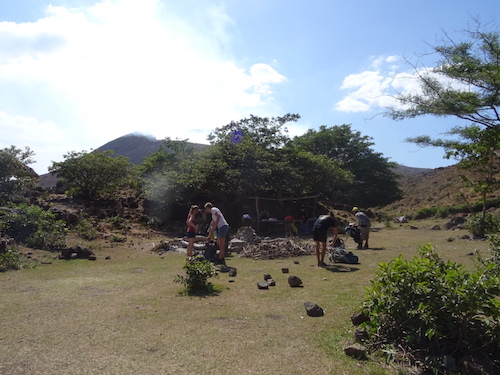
top-left (313, 228), bottom-right (327, 242)
top-left (186, 231), bottom-right (196, 238)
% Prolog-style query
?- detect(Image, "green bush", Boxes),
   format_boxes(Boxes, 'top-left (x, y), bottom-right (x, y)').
top-left (465, 212), bottom-right (500, 237)
top-left (75, 218), bottom-right (99, 240)
top-left (361, 244), bottom-right (500, 373)
top-left (174, 255), bottom-right (220, 295)
top-left (0, 246), bottom-right (28, 271)
top-left (3, 204), bottom-right (67, 250)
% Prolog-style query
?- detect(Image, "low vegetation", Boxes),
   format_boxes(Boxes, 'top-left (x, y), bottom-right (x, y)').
top-left (360, 242), bottom-right (500, 373)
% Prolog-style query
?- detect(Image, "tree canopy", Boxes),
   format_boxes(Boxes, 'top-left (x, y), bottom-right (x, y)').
top-left (291, 125), bottom-right (402, 207)
top-left (0, 146), bottom-right (37, 204)
top-left (388, 20), bottom-right (500, 235)
top-left (49, 150), bottom-right (133, 200)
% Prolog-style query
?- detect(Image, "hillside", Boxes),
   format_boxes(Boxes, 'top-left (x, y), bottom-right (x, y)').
top-left (382, 164), bottom-right (500, 216)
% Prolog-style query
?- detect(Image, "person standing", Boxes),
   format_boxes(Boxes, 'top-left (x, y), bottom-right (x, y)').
top-left (312, 212), bottom-right (339, 267)
top-left (186, 205), bottom-right (200, 257)
top-left (352, 207), bottom-right (371, 249)
top-left (204, 202), bottom-right (230, 263)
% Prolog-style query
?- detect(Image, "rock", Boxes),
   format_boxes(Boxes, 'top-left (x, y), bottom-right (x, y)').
top-left (447, 237), bottom-right (455, 242)
top-left (281, 267), bottom-right (289, 273)
top-left (88, 254), bottom-right (97, 261)
top-left (444, 216), bottom-right (467, 230)
top-left (351, 311), bottom-right (370, 326)
top-left (257, 282), bottom-right (269, 290)
top-left (228, 267), bottom-right (237, 277)
top-left (263, 273), bottom-right (272, 280)
top-left (293, 261), bottom-right (299, 264)
top-left (354, 327), bottom-right (368, 342)
top-left (431, 225), bottom-right (441, 230)
top-left (410, 225), bottom-right (418, 230)
top-left (304, 302), bottom-right (324, 317)
top-left (343, 344), bottom-right (367, 360)
top-left (288, 275), bottom-right (302, 287)
top-left (267, 279), bottom-right (275, 286)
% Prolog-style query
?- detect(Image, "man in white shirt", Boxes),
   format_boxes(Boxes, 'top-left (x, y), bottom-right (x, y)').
top-left (205, 202), bottom-right (230, 263)
top-left (352, 207), bottom-right (371, 249)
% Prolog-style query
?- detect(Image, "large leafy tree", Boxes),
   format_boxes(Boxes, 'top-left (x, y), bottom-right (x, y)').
top-left (388, 21), bottom-right (500, 235)
top-left (291, 124), bottom-right (402, 207)
top-left (179, 114), bottom-right (352, 224)
top-left (0, 146), bottom-right (38, 204)
top-left (49, 150), bottom-right (133, 200)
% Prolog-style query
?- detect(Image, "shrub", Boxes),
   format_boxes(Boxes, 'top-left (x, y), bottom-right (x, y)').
top-left (361, 244), bottom-right (500, 373)
top-left (0, 246), bottom-right (29, 271)
top-left (75, 218), bottom-right (99, 240)
top-left (3, 204), bottom-right (67, 250)
top-left (465, 212), bottom-right (500, 237)
top-left (174, 255), bottom-right (220, 295)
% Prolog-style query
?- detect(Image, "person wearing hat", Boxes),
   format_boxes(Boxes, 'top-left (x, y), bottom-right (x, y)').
top-left (312, 212), bottom-right (339, 267)
top-left (352, 207), bottom-right (371, 249)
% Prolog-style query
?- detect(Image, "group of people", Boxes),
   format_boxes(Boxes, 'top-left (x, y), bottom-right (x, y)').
top-left (185, 202), bottom-right (371, 268)
top-left (186, 202), bottom-right (229, 263)
top-left (312, 207), bottom-right (371, 267)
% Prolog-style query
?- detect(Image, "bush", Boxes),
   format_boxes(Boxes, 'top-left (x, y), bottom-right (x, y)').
top-left (465, 212), bottom-right (500, 237)
top-left (0, 246), bottom-right (28, 271)
top-left (174, 255), bottom-right (220, 295)
top-left (2, 204), bottom-right (67, 250)
top-left (361, 244), bottom-right (500, 373)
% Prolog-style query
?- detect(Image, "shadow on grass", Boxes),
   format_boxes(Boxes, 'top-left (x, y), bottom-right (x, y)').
top-left (324, 264), bottom-right (360, 273)
top-left (177, 284), bottom-right (222, 297)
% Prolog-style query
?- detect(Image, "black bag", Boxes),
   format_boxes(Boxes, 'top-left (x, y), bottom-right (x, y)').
top-left (203, 242), bottom-right (218, 262)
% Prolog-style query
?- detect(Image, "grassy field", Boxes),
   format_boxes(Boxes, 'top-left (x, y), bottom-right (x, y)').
top-left (0, 220), bottom-right (493, 375)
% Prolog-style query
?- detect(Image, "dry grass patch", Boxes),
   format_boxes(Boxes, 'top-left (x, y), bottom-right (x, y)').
top-left (0, 222), bottom-right (492, 375)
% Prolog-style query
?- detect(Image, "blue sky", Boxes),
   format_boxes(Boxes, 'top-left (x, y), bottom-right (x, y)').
top-left (0, 0), bottom-right (498, 174)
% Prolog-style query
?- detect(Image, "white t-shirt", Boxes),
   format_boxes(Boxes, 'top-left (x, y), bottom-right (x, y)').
top-left (211, 207), bottom-right (229, 228)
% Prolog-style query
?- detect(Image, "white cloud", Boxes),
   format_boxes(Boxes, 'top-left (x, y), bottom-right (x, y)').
top-left (0, 111), bottom-right (72, 173)
top-left (0, 0), bottom-right (287, 173)
top-left (335, 55), bottom-right (427, 113)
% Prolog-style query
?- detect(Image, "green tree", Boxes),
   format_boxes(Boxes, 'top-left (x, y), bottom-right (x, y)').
top-left (291, 125), bottom-right (402, 206)
top-left (0, 146), bottom-right (38, 204)
top-left (388, 21), bottom-right (500, 234)
top-left (178, 114), bottom-right (352, 224)
top-left (49, 150), bottom-right (133, 199)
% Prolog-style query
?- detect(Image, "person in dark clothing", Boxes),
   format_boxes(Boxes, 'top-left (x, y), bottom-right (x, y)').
top-left (313, 212), bottom-right (339, 267)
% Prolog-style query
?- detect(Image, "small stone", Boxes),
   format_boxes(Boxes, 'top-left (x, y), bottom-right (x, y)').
top-left (267, 279), bottom-right (276, 286)
top-left (263, 273), bottom-right (272, 280)
top-left (288, 275), bottom-right (302, 287)
top-left (351, 311), bottom-right (370, 326)
top-left (304, 302), bottom-right (324, 317)
top-left (88, 254), bottom-right (97, 261)
top-left (344, 344), bottom-right (367, 359)
top-left (228, 267), bottom-right (237, 277)
top-left (257, 282), bottom-right (269, 290)
top-left (281, 268), bottom-right (289, 273)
